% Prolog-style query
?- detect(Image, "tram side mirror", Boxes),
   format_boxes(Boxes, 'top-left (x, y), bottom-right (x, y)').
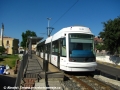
top-left (61, 40), bottom-right (63, 46)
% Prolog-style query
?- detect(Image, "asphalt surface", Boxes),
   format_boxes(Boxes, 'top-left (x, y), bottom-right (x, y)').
top-left (0, 75), bottom-right (16, 90)
top-left (96, 62), bottom-right (120, 79)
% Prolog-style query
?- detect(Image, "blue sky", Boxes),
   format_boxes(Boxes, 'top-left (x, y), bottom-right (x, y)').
top-left (0, 0), bottom-right (120, 44)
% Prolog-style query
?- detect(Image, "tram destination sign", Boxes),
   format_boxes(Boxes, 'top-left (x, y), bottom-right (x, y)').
top-left (69, 34), bottom-right (92, 39)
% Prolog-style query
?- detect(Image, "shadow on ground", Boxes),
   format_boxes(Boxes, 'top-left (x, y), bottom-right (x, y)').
top-left (0, 75), bottom-right (16, 90)
top-left (0, 58), bottom-right (4, 61)
top-left (94, 69), bottom-right (120, 81)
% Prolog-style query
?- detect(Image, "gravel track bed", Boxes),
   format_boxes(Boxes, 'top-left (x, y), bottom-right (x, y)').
top-left (94, 75), bottom-right (120, 90)
top-left (59, 75), bottom-right (120, 90)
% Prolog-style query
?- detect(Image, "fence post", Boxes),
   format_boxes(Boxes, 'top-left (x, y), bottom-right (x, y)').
top-left (45, 53), bottom-right (48, 72)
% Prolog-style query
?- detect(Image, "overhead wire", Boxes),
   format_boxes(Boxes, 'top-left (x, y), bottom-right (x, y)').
top-left (49, 0), bottom-right (79, 35)
top-left (42, 0), bottom-right (79, 37)
top-left (51, 0), bottom-right (79, 27)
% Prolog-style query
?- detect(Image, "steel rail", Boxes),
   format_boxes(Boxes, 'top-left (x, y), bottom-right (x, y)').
top-left (87, 76), bottom-right (114, 90)
top-left (63, 73), bottom-right (94, 90)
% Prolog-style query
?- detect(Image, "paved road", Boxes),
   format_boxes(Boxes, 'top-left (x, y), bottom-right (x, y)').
top-left (96, 63), bottom-right (120, 78)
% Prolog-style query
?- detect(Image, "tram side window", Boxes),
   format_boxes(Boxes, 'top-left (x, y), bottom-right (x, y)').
top-left (40, 47), bottom-right (42, 52)
top-left (61, 38), bottom-right (66, 57)
top-left (41, 46), bottom-right (44, 52)
top-left (45, 45), bottom-right (47, 52)
top-left (46, 43), bottom-right (50, 53)
top-left (52, 40), bottom-right (59, 54)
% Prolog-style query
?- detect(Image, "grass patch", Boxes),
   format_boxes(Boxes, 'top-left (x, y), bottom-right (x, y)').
top-left (0, 54), bottom-right (19, 69)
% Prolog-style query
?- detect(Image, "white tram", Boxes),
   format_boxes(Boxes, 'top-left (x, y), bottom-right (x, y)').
top-left (37, 26), bottom-right (97, 72)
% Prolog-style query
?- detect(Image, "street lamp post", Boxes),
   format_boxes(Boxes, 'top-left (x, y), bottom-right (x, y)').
top-left (47, 18), bottom-right (51, 37)
top-left (0, 23), bottom-right (4, 47)
top-left (29, 37), bottom-right (32, 59)
top-left (26, 41), bottom-right (28, 53)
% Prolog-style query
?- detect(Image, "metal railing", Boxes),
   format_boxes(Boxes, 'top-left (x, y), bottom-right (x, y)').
top-left (14, 52), bottom-right (28, 90)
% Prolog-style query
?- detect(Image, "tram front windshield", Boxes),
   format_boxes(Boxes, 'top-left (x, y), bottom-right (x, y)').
top-left (69, 33), bottom-right (95, 58)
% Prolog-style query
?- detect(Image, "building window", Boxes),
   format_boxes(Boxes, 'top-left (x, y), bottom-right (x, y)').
top-left (6, 40), bottom-right (10, 48)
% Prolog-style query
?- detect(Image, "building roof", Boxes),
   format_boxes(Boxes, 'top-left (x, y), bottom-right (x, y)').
top-left (2, 36), bottom-right (19, 40)
top-left (94, 37), bottom-right (103, 43)
top-left (27, 36), bottom-right (43, 44)
top-left (3, 36), bottom-right (12, 38)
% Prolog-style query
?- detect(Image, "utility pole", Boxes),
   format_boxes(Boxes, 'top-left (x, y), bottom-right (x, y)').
top-left (47, 18), bottom-right (51, 37)
top-left (44, 18), bottom-right (52, 81)
top-left (0, 23), bottom-right (4, 47)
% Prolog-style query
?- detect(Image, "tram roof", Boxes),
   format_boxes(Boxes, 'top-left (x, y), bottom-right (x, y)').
top-left (37, 26), bottom-right (94, 45)
top-left (51, 26), bottom-right (93, 41)
top-left (45, 36), bottom-right (52, 44)
top-left (37, 40), bottom-right (46, 46)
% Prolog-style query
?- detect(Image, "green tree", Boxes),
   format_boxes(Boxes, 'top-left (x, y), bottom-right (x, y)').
top-left (99, 16), bottom-right (120, 55)
top-left (21, 30), bottom-right (37, 48)
top-left (96, 44), bottom-right (105, 52)
top-left (0, 46), bottom-right (6, 54)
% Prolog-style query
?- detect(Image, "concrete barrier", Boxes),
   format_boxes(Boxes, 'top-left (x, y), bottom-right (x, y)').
top-left (96, 55), bottom-right (120, 65)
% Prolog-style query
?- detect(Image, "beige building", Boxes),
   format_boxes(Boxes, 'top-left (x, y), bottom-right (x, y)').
top-left (3, 36), bottom-right (19, 54)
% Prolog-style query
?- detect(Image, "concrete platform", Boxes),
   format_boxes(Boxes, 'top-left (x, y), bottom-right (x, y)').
top-left (34, 55), bottom-right (60, 72)
top-left (25, 57), bottom-right (43, 74)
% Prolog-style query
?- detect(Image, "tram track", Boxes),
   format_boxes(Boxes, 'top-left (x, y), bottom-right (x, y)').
top-left (59, 71), bottom-right (116, 90)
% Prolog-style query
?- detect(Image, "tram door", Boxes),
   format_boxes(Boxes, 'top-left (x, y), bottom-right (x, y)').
top-left (58, 39), bottom-right (61, 68)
